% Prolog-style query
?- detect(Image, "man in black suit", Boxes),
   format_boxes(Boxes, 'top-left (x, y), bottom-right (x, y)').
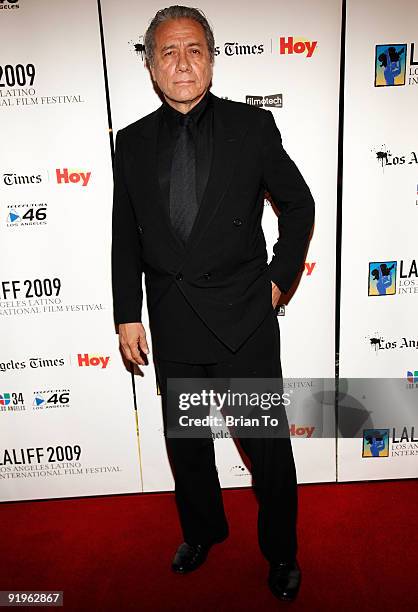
top-left (111, 5), bottom-right (314, 602)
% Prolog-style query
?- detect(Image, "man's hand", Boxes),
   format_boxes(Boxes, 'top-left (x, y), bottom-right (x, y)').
top-left (271, 281), bottom-right (281, 309)
top-left (118, 322), bottom-right (149, 366)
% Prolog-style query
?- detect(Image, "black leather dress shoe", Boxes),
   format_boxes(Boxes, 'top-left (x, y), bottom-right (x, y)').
top-left (268, 560), bottom-right (301, 601)
top-left (171, 542), bottom-right (211, 574)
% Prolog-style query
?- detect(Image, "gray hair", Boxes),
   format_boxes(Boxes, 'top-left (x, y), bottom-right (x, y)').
top-left (144, 5), bottom-right (215, 66)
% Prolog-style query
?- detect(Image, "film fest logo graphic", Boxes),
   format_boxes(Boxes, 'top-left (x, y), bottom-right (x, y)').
top-left (363, 426), bottom-right (418, 458)
top-left (368, 261), bottom-right (396, 296)
top-left (246, 94), bottom-right (283, 109)
top-left (374, 43), bottom-right (418, 87)
top-left (0, 0), bottom-right (20, 10)
top-left (362, 429), bottom-right (389, 458)
top-left (368, 259), bottom-right (418, 296)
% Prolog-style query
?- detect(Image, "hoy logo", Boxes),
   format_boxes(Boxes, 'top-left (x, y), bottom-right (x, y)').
top-left (279, 36), bottom-right (317, 58)
top-left (56, 168), bottom-right (91, 187)
top-left (77, 354), bottom-right (110, 369)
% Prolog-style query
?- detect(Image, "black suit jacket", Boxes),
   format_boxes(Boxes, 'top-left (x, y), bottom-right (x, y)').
top-left (111, 94), bottom-right (315, 353)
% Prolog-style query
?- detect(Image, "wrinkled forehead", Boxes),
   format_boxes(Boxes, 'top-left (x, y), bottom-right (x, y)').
top-left (154, 17), bottom-right (207, 50)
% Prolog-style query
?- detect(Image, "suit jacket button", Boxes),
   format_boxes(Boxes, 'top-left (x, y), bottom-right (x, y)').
top-left (176, 272), bottom-right (183, 281)
top-left (138, 224), bottom-right (143, 233)
top-left (203, 272), bottom-right (211, 280)
top-left (233, 218), bottom-right (243, 226)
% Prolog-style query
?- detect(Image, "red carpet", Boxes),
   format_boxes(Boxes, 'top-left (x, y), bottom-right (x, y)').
top-left (1, 480), bottom-right (417, 611)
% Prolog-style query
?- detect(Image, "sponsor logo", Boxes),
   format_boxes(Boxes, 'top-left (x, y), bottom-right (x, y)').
top-left (0, 358), bottom-right (65, 373)
top-left (0, 0), bottom-right (20, 10)
top-left (304, 262), bottom-right (316, 276)
top-left (276, 305), bottom-right (285, 316)
top-left (373, 145), bottom-right (418, 170)
top-left (406, 370), bottom-right (418, 384)
top-left (362, 429), bottom-right (389, 457)
top-left (1, 171), bottom-right (46, 186)
top-left (368, 261), bottom-right (397, 296)
top-left (362, 426), bottom-right (418, 458)
top-left (229, 464), bottom-right (249, 476)
top-left (219, 42), bottom-right (264, 56)
top-left (368, 259), bottom-right (418, 296)
top-left (32, 389), bottom-right (70, 410)
top-left (0, 392), bottom-right (26, 413)
top-left (375, 44), bottom-right (407, 86)
top-left (56, 168), bottom-right (91, 187)
top-left (375, 42), bottom-right (418, 87)
top-left (77, 353), bottom-right (110, 369)
top-left (131, 36), bottom-right (146, 61)
top-left (367, 334), bottom-right (418, 354)
top-left (5, 202), bottom-right (47, 227)
top-left (289, 424), bottom-right (315, 438)
top-left (279, 36), bottom-right (317, 58)
top-left (246, 93), bottom-right (283, 108)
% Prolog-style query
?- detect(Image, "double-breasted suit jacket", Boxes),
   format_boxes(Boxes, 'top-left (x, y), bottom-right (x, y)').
top-left (111, 94), bottom-right (315, 354)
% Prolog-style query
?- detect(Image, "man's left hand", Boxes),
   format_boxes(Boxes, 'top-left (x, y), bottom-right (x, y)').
top-left (271, 281), bottom-right (281, 308)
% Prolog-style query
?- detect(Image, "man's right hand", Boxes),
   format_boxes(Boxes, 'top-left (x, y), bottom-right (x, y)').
top-left (118, 322), bottom-right (149, 366)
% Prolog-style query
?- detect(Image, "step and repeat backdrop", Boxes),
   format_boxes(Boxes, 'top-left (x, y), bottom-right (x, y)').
top-left (0, 0), bottom-right (415, 502)
top-left (100, 0), bottom-right (341, 491)
top-left (0, 0), bottom-right (142, 502)
top-left (338, 0), bottom-right (418, 480)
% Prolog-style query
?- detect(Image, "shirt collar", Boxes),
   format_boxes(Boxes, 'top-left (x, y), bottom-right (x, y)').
top-left (162, 90), bottom-right (212, 133)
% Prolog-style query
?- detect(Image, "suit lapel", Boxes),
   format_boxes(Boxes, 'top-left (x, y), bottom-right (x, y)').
top-left (139, 107), bottom-right (186, 255)
top-left (136, 95), bottom-right (248, 260)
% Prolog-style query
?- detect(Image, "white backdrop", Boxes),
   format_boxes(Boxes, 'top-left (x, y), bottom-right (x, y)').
top-left (6, 0), bottom-right (410, 502)
top-left (0, 0), bottom-right (141, 501)
top-left (101, 0), bottom-right (341, 490)
top-left (338, 0), bottom-right (418, 480)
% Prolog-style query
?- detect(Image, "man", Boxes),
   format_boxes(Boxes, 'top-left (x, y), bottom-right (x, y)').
top-left (111, 5), bottom-right (314, 602)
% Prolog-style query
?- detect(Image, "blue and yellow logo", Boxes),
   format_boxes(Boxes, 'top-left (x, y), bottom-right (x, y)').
top-left (375, 44), bottom-right (407, 87)
top-left (368, 261), bottom-right (397, 296)
top-left (362, 429), bottom-right (390, 458)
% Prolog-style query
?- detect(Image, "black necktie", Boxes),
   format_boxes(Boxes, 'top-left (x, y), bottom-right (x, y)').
top-left (169, 114), bottom-right (198, 245)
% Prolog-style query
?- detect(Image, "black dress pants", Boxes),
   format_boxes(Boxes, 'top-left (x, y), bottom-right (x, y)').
top-left (154, 309), bottom-right (298, 564)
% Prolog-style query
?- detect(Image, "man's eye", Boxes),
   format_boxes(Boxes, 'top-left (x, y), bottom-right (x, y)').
top-left (164, 51), bottom-right (173, 56)
top-left (191, 49), bottom-right (200, 54)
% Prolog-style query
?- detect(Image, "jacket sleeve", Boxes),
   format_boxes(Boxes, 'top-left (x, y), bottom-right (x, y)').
top-left (261, 110), bottom-right (315, 293)
top-left (111, 129), bottom-right (143, 324)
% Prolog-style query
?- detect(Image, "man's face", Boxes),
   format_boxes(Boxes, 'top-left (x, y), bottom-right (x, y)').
top-left (149, 18), bottom-right (213, 110)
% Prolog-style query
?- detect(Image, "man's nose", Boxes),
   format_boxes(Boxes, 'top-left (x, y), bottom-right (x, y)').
top-left (176, 48), bottom-right (191, 71)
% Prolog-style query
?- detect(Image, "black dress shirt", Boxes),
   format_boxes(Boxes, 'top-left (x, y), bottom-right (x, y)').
top-left (158, 89), bottom-right (213, 212)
